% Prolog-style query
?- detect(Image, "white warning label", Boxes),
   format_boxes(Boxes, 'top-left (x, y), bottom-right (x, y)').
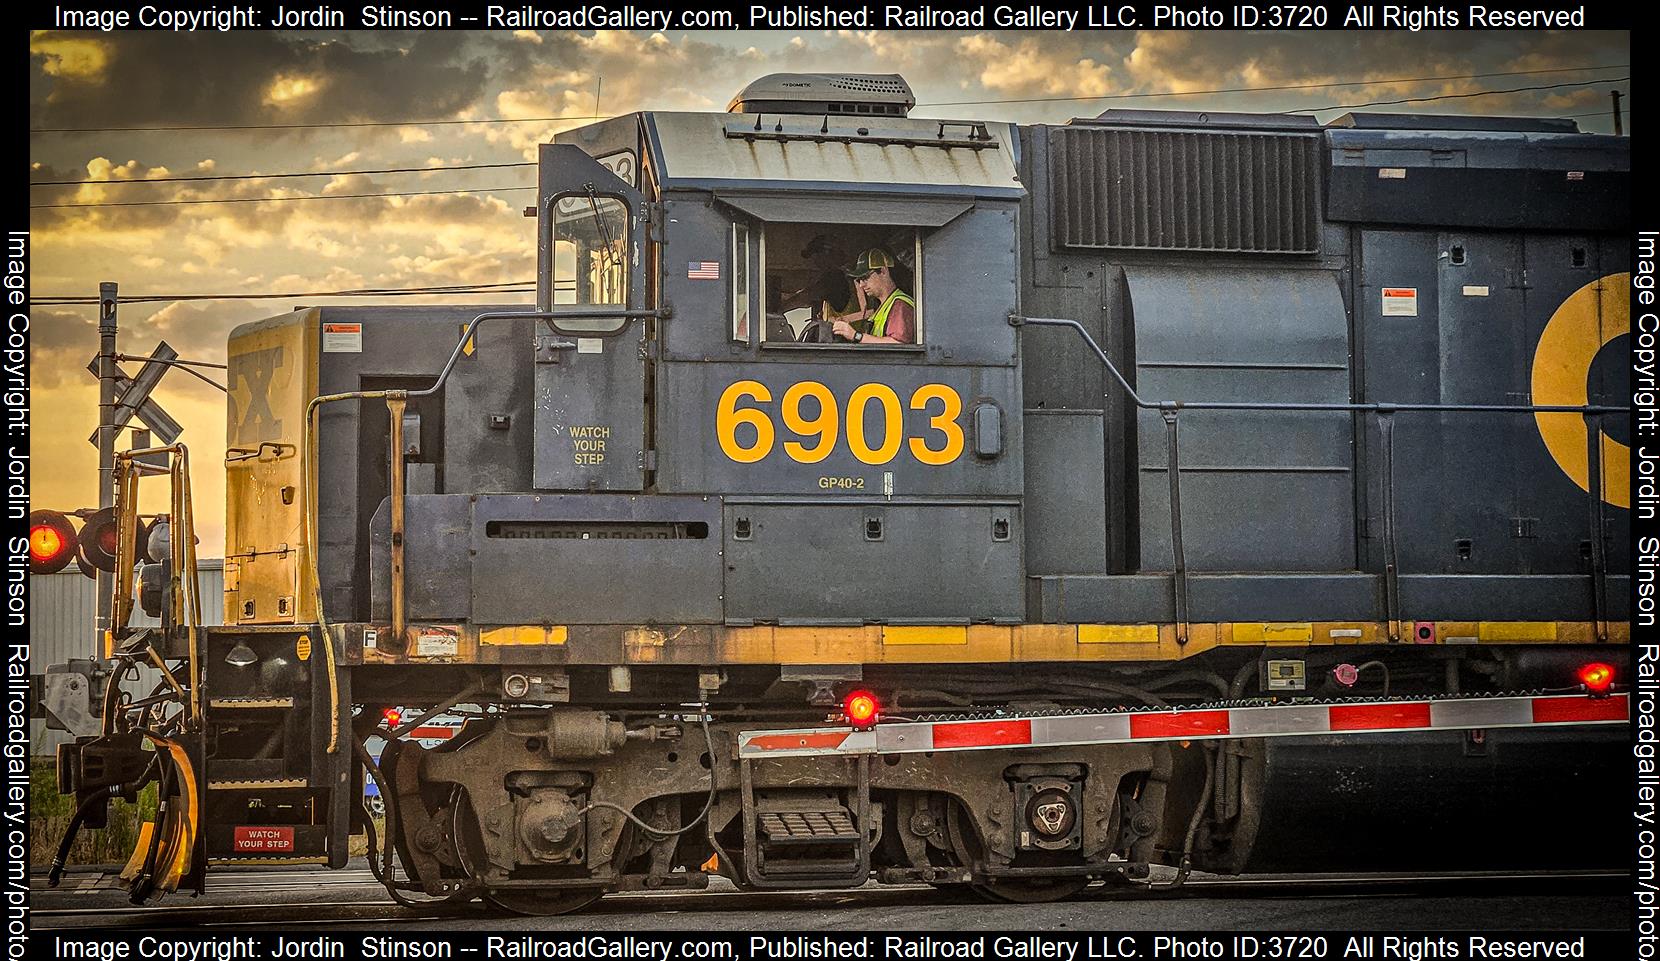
top-left (414, 627), bottom-right (459, 658)
top-left (322, 322), bottom-right (363, 352)
top-left (1381, 287), bottom-right (1418, 317)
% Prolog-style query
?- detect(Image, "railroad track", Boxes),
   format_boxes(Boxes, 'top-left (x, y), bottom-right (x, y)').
top-left (30, 869), bottom-right (1628, 930)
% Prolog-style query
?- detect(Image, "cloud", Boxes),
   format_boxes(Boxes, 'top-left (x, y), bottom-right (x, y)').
top-left (31, 34), bottom-right (111, 80)
top-left (29, 31), bottom-right (492, 130)
top-left (25, 27), bottom-right (1629, 556)
top-left (958, 34), bottom-right (1113, 98)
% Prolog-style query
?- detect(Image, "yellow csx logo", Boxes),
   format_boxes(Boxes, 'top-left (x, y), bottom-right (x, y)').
top-left (717, 380), bottom-right (965, 466)
top-left (1532, 273), bottom-right (1628, 508)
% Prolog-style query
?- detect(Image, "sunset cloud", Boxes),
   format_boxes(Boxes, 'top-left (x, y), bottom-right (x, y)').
top-left (27, 28), bottom-right (1629, 554)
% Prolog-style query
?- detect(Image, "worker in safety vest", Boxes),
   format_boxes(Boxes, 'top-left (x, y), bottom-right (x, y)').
top-left (832, 248), bottom-right (916, 345)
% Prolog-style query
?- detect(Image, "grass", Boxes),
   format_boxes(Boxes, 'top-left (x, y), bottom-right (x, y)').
top-left (33, 759), bottom-right (382, 865)
top-left (31, 759), bottom-right (158, 867)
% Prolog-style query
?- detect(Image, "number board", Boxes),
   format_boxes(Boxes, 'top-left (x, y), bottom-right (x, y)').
top-left (649, 362), bottom-right (1021, 499)
top-left (717, 379), bottom-right (966, 467)
top-left (553, 150), bottom-right (637, 216)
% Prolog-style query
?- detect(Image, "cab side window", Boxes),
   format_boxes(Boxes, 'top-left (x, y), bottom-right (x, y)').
top-left (758, 224), bottom-right (921, 346)
top-left (732, 223), bottom-right (751, 342)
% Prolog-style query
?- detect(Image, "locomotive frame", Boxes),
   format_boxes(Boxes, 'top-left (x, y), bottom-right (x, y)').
top-left (51, 72), bottom-right (1632, 914)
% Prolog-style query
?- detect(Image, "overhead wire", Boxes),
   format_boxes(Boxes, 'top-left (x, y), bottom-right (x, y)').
top-left (1290, 77), bottom-right (1629, 114)
top-left (920, 64), bottom-right (1630, 107)
top-left (35, 281), bottom-right (535, 305)
top-left (31, 183), bottom-right (534, 209)
top-left (32, 160), bottom-right (532, 188)
top-left (33, 76), bottom-right (1622, 212)
top-left (26, 65), bottom-right (1625, 214)
top-left (28, 63), bottom-right (1628, 134)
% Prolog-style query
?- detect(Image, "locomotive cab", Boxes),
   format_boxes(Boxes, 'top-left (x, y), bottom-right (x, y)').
top-left (510, 75), bottom-right (1029, 626)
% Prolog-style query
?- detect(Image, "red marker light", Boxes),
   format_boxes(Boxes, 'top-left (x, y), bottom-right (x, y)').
top-left (1578, 662), bottom-right (1615, 696)
top-left (383, 708), bottom-right (402, 727)
top-left (843, 690), bottom-right (879, 729)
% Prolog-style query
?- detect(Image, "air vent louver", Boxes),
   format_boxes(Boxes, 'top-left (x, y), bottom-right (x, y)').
top-left (1049, 126), bottom-right (1321, 254)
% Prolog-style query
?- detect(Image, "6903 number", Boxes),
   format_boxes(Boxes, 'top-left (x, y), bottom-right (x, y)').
top-left (716, 380), bottom-right (965, 466)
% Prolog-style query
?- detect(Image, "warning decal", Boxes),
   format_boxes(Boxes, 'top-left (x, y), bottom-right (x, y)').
top-left (414, 626), bottom-right (460, 658)
top-left (1381, 288), bottom-right (1418, 317)
top-left (322, 323), bottom-right (363, 352)
top-left (233, 826), bottom-right (295, 852)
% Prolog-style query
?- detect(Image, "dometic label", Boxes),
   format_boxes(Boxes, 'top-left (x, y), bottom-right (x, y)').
top-left (1381, 288), bottom-right (1418, 317)
top-left (717, 381), bottom-right (965, 467)
top-left (570, 425), bottom-right (610, 465)
top-left (322, 322), bottom-right (363, 352)
top-left (233, 826), bottom-right (295, 852)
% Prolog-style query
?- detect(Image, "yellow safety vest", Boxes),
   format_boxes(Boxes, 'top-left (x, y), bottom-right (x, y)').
top-left (870, 290), bottom-right (915, 339)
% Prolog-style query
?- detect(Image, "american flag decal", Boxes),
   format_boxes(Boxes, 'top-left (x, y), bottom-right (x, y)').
top-left (687, 261), bottom-right (720, 280)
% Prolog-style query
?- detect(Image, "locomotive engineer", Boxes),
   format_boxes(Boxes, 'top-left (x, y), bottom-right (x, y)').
top-left (831, 248), bottom-right (916, 344)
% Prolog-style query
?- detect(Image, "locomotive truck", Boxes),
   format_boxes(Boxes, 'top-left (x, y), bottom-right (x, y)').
top-left (45, 73), bottom-right (1632, 913)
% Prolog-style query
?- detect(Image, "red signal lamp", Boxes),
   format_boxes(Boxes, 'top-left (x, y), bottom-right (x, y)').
top-left (383, 707), bottom-right (402, 728)
top-left (1577, 662), bottom-right (1615, 696)
top-left (28, 511), bottom-right (78, 575)
top-left (77, 507), bottom-right (122, 573)
top-left (843, 690), bottom-right (879, 729)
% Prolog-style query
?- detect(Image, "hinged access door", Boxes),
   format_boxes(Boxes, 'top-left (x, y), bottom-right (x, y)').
top-left (533, 142), bottom-right (650, 491)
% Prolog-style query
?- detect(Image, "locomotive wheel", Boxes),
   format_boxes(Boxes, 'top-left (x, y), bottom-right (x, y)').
top-left (450, 790), bottom-right (607, 916)
top-left (944, 799), bottom-right (1092, 904)
top-left (969, 874), bottom-right (1092, 904)
top-left (482, 887), bottom-right (605, 916)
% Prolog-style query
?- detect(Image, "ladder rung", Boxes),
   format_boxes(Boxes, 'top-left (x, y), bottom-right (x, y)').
top-left (209, 697), bottom-right (296, 709)
top-left (759, 809), bottom-right (859, 844)
top-left (207, 778), bottom-right (309, 791)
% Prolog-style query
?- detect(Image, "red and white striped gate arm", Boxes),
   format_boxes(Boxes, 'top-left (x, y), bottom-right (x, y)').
top-left (736, 693), bottom-right (1629, 759)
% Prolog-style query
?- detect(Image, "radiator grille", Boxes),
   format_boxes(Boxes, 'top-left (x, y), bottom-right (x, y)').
top-left (1048, 126), bottom-right (1321, 254)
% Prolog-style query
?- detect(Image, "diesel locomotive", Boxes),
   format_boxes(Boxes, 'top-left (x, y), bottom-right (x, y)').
top-left (46, 73), bottom-right (1633, 913)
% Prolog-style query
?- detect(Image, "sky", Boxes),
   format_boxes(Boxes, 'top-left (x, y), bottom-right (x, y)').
top-left (27, 28), bottom-right (1631, 554)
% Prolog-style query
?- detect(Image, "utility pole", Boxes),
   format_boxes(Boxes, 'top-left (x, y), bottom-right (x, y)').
top-left (96, 281), bottom-right (117, 655)
top-left (1612, 90), bottom-right (1624, 137)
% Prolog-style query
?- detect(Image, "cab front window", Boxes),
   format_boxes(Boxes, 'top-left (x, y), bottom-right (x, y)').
top-left (551, 193), bottom-right (629, 331)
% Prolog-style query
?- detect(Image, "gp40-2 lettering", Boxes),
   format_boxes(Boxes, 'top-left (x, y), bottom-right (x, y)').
top-left (717, 380), bottom-right (964, 466)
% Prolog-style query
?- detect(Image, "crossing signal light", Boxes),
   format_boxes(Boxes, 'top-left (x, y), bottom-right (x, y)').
top-left (32, 508), bottom-right (156, 575)
top-left (28, 511), bottom-right (77, 574)
top-left (74, 509), bottom-right (153, 573)
top-left (77, 507), bottom-right (121, 573)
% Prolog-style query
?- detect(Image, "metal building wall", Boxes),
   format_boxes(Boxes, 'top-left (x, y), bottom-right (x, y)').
top-left (30, 560), bottom-right (224, 756)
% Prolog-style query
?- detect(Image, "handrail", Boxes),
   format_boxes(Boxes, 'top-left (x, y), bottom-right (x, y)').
top-left (224, 441), bottom-right (295, 463)
top-left (301, 308), bottom-right (624, 750)
top-left (1018, 313), bottom-right (1624, 643)
top-left (1016, 315), bottom-right (1629, 416)
top-left (406, 307), bottom-right (660, 400)
top-left (110, 444), bottom-right (204, 726)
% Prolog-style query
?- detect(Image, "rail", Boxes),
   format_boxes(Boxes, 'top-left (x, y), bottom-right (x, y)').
top-left (1015, 314), bottom-right (1628, 645)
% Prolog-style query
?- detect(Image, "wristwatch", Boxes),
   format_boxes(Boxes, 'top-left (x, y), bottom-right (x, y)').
top-left (854, 331), bottom-right (864, 343)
